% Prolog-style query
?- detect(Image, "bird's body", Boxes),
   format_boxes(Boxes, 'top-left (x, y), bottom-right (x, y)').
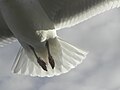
top-left (0, 0), bottom-right (120, 77)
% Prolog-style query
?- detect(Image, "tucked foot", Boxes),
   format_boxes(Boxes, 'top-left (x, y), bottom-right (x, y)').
top-left (48, 55), bottom-right (55, 69)
top-left (29, 45), bottom-right (47, 71)
top-left (37, 57), bottom-right (47, 71)
top-left (46, 40), bottom-right (55, 69)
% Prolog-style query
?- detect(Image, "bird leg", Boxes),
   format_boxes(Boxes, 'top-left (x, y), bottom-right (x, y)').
top-left (46, 40), bottom-right (55, 69)
top-left (29, 45), bottom-right (47, 71)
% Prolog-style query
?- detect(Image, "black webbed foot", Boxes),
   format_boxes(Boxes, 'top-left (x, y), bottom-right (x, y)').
top-left (37, 57), bottom-right (47, 71)
top-left (29, 45), bottom-right (47, 71)
top-left (46, 40), bottom-right (55, 69)
top-left (48, 55), bottom-right (55, 69)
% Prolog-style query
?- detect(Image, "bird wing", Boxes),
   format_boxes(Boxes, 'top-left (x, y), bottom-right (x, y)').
top-left (39, 0), bottom-right (120, 30)
top-left (0, 12), bottom-right (16, 47)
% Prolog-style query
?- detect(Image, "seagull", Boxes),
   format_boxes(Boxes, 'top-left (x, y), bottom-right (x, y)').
top-left (0, 0), bottom-right (120, 77)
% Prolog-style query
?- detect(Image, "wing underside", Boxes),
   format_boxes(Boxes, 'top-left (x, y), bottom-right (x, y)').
top-left (0, 12), bottom-right (16, 47)
top-left (39, 0), bottom-right (120, 29)
top-left (1, 0), bottom-right (120, 31)
top-left (0, 0), bottom-right (120, 44)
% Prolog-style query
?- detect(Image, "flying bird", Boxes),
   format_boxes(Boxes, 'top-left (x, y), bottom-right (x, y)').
top-left (0, 0), bottom-right (120, 77)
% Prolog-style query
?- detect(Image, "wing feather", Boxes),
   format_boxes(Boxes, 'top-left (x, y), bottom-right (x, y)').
top-left (1, 0), bottom-right (120, 31)
top-left (39, 0), bottom-right (120, 29)
top-left (0, 12), bottom-right (16, 47)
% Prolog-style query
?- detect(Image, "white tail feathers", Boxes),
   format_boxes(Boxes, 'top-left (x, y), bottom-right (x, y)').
top-left (12, 37), bottom-right (88, 77)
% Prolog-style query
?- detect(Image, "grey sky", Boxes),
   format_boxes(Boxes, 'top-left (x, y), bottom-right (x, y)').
top-left (0, 8), bottom-right (120, 90)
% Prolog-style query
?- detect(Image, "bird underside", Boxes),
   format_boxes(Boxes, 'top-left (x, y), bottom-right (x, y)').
top-left (29, 40), bottom-right (55, 71)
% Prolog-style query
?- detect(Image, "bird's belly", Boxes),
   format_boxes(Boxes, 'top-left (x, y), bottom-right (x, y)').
top-left (0, 0), bottom-right (55, 46)
top-left (16, 29), bottom-right (41, 46)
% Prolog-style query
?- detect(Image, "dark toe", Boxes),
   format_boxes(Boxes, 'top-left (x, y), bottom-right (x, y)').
top-left (37, 58), bottom-right (47, 71)
top-left (49, 55), bottom-right (55, 69)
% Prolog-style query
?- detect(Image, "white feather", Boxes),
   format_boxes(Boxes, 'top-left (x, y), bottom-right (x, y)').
top-left (12, 37), bottom-right (87, 77)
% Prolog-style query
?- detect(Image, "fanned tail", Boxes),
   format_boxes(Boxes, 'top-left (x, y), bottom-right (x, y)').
top-left (58, 38), bottom-right (88, 73)
top-left (12, 37), bottom-right (88, 77)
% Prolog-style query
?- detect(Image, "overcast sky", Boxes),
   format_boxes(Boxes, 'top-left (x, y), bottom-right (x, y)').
top-left (0, 8), bottom-right (120, 90)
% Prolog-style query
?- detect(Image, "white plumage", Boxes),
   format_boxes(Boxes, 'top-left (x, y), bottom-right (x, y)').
top-left (0, 0), bottom-right (120, 77)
